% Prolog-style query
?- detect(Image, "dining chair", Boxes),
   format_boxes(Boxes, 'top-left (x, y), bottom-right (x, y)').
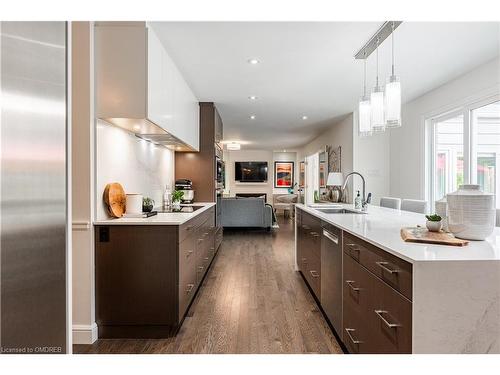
top-left (380, 197), bottom-right (402, 210)
top-left (401, 199), bottom-right (428, 214)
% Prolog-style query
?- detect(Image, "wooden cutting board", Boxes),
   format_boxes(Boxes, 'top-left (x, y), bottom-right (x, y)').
top-left (401, 227), bottom-right (469, 247)
top-left (103, 182), bottom-right (126, 218)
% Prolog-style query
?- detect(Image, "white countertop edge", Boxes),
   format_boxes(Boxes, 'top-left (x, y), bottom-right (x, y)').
top-left (93, 202), bottom-right (216, 226)
top-left (296, 203), bottom-right (500, 264)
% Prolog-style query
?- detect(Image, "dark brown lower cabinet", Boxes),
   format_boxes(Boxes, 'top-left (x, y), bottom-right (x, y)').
top-left (95, 206), bottom-right (219, 338)
top-left (296, 207), bottom-right (413, 354)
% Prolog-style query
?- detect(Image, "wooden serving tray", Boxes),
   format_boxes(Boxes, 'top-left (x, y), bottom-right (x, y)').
top-left (104, 182), bottom-right (126, 218)
top-left (401, 227), bottom-right (469, 247)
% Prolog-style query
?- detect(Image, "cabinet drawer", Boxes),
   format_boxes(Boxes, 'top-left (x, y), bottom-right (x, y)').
top-left (179, 243), bottom-right (196, 320)
top-left (303, 250), bottom-right (321, 299)
top-left (365, 264), bottom-right (412, 354)
top-left (343, 232), bottom-right (412, 301)
top-left (343, 253), bottom-right (372, 353)
top-left (179, 235), bottom-right (195, 263)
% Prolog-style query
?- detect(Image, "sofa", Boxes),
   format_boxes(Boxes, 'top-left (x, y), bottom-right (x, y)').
top-left (220, 197), bottom-right (273, 229)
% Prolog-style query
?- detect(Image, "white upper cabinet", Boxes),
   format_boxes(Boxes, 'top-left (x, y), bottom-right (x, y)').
top-left (95, 22), bottom-right (199, 151)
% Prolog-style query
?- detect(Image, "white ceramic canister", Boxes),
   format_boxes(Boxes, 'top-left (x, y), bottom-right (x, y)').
top-left (446, 184), bottom-right (495, 240)
top-left (126, 193), bottom-right (143, 214)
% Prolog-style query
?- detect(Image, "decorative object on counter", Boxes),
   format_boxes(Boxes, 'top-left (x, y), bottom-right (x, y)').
top-left (446, 184), bottom-right (495, 240)
top-left (313, 190), bottom-right (320, 203)
top-left (125, 193), bottom-right (143, 215)
top-left (425, 214), bottom-right (443, 232)
top-left (287, 182), bottom-right (298, 194)
top-left (163, 184), bottom-right (172, 209)
top-left (103, 182), bottom-right (126, 218)
top-left (400, 227), bottom-right (469, 247)
top-left (122, 211), bottom-right (158, 218)
top-left (142, 197), bottom-right (154, 213)
top-left (175, 179), bottom-right (195, 204)
top-left (274, 161), bottom-right (294, 188)
top-left (326, 172), bottom-right (343, 202)
top-left (171, 190), bottom-right (184, 210)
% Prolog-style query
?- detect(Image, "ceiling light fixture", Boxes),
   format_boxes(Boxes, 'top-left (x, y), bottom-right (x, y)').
top-left (385, 22), bottom-right (402, 128)
top-left (133, 125), bottom-right (141, 131)
top-left (248, 95), bottom-right (258, 100)
top-left (370, 37), bottom-right (385, 133)
top-left (354, 21), bottom-right (402, 137)
top-left (250, 115), bottom-right (256, 120)
top-left (302, 115), bottom-right (308, 120)
top-left (227, 142), bottom-right (241, 151)
top-left (358, 51), bottom-right (372, 137)
top-left (247, 58), bottom-right (259, 65)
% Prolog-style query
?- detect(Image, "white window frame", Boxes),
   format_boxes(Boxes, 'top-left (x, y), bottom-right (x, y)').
top-left (425, 93), bottom-right (500, 211)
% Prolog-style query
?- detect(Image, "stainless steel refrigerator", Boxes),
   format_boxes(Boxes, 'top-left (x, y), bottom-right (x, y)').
top-left (1, 22), bottom-right (68, 353)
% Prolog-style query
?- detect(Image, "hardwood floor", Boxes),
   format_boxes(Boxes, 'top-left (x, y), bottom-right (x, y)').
top-left (74, 216), bottom-right (343, 354)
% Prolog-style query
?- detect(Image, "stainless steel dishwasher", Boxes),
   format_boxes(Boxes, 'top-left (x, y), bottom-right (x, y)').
top-left (321, 224), bottom-right (343, 335)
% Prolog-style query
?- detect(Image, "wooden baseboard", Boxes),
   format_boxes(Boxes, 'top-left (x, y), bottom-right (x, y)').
top-left (73, 323), bottom-right (98, 344)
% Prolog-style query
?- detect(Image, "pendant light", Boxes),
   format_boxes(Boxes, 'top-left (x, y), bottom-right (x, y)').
top-left (370, 37), bottom-right (385, 132)
top-left (385, 22), bottom-right (402, 128)
top-left (358, 52), bottom-right (372, 136)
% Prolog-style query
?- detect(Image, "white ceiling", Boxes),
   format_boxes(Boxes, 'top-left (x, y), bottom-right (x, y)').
top-left (150, 22), bottom-right (500, 150)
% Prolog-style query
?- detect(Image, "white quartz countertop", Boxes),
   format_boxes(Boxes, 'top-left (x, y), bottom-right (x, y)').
top-left (296, 203), bottom-right (500, 263)
top-left (94, 202), bottom-right (216, 226)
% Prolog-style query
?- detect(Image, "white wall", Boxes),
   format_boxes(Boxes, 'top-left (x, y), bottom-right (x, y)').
top-left (297, 114), bottom-right (354, 202)
top-left (223, 149), bottom-right (298, 203)
top-left (96, 120), bottom-right (175, 220)
top-left (352, 112), bottom-right (391, 206)
top-left (390, 57), bottom-right (500, 200)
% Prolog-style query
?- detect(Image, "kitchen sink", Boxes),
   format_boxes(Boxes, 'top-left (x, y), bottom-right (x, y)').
top-left (314, 207), bottom-right (366, 214)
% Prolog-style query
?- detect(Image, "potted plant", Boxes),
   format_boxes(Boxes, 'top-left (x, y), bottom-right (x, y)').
top-left (142, 197), bottom-right (155, 212)
top-left (425, 214), bottom-right (443, 232)
top-left (171, 190), bottom-right (184, 210)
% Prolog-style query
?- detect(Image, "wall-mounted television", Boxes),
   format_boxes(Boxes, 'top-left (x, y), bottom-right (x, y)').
top-left (235, 161), bottom-right (268, 182)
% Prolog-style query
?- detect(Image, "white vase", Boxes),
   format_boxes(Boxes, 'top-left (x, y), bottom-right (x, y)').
top-left (426, 220), bottom-right (442, 232)
top-left (447, 184), bottom-right (495, 240)
top-left (172, 200), bottom-right (181, 210)
top-left (125, 194), bottom-right (143, 214)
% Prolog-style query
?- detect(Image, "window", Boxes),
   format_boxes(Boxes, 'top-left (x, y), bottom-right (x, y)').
top-left (427, 98), bottom-right (500, 209)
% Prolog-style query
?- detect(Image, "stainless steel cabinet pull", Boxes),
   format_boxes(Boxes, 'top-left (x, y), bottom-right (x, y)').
top-left (302, 225), bottom-right (310, 230)
top-left (186, 284), bottom-right (194, 293)
top-left (204, 257), bottom-right (209, 261)
top-left (374, 310), bottom-right (401, 328)
top-left (310, 231), bottom-right (320, 237)
top-left (345, 280), bottom-right (361, 291)
top-left (345, 243), bottom-right (360, 251)
top-left (187, 250), bottom-right (194, 257)
top-left (323, 230), bottom-right (338, 244)
top-left (310, 270), bottom-right (320, 278)
top-left (301, 257), bottom-right (307, 263)
top-left (345, 328), bottom-right (363, 344)
top-left (186, 225), bottom-right (193, 231)
top-left (376, 261), bottom-right (400, 274)
top-left (197, 266), bottom-right (204, 272)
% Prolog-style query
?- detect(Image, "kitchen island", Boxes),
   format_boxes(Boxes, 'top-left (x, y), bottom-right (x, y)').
top-left (295, 203), bottom-right (500, 354)
top-left (94, 202), bottom-right (220, 338)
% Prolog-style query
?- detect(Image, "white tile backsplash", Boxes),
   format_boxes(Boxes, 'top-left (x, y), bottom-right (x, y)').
top-left (96, 120), bottom-right (174, 220)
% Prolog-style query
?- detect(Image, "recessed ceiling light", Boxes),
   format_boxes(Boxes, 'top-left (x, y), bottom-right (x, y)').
top-left (247, 58), bottom-right (259, 65)
top-left (133, 125), bottom-right (141, 131)
top-left (250, 115), bottom-right (256, 120)
top-left (302, 115), bottom-right (308, 120)
top-left (248, 95), bottom-right (258, 100)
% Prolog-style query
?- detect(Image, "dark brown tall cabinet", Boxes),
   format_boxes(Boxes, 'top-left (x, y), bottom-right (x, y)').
top-left (176, 102), bottom-right (224, 248)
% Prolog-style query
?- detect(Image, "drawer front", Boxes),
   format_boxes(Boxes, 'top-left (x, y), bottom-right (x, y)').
top-left (343, 232), bottom-right (412, 301)
top-left (179, 206), bottom-right (215, 243)
top-left (215, 227), bottom-right (223, 251)
top-left (303, 249), bottom-right (321, 298)
top-left (179, 235), bottom-right (195, 264)
top-left (179, 243), bottom-right (196, 320)
top-left (343, 253), bottom-right (372, 353)
top-left (365, 266), bottom-right (412, 354)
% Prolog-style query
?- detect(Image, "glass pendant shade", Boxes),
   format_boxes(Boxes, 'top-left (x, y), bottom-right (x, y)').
top-left (385, 75), bottom-right (401, 128)
top-left (358, 95), bottom-right (372, 136)
top-left (370, 86), bottom-right (385, 132)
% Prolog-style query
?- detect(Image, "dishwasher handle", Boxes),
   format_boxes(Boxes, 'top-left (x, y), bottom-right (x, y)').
top-left (323, 229), bottom-right (339, 245)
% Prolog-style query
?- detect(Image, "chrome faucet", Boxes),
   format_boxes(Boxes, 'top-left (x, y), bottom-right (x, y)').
top-left (341, 172), bottom-right (368, 211)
